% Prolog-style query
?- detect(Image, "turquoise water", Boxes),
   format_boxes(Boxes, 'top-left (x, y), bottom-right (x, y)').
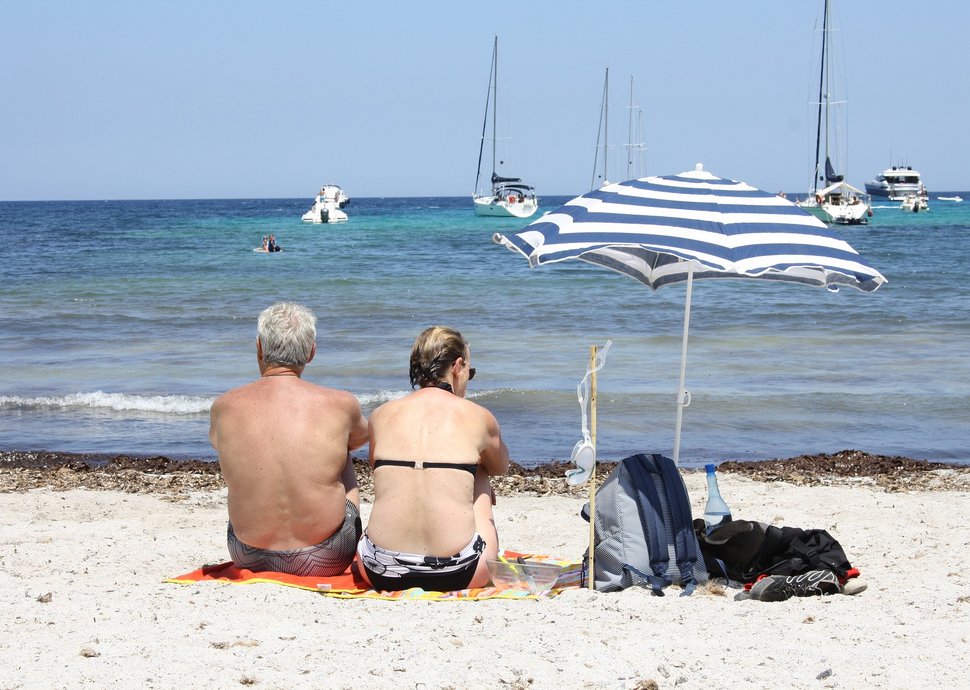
top-left (1, 195), bottom-right (968, 467)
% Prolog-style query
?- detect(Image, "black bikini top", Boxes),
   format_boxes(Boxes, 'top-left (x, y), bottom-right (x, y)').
top-left (375, 382), bottom-right (471, 474)
top-left (373, 459), bottom-right (477, 476)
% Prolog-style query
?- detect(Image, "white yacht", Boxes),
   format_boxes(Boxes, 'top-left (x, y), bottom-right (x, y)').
top-left (302, 185), bottom-right (349, 224)
top-left (865, 166), bottom-right (927, 201)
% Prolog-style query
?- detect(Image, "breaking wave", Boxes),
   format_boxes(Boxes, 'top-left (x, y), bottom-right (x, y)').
top-left (0, 391), bottom-right (214, 416)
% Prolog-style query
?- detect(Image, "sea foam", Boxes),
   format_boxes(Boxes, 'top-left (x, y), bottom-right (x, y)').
top-left (0, 391), bottom-right (213, 416)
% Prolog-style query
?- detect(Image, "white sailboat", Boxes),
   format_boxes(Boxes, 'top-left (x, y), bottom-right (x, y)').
top-left (473, 36), bottom-right (538, 218)
top-left (798, 0), bottom-right (871, 225)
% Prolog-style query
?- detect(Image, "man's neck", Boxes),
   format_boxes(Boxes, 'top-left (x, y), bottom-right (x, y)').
top-left (259, 364), bottom-right (302, 378)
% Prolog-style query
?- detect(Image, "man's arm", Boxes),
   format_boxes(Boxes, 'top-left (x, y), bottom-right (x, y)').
top-left (345, 393), bottom-right (369, 451)
top-left (208, 395), bottom-right (224, 451)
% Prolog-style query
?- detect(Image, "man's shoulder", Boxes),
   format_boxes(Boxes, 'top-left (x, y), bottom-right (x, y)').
top-left (213, 381), bottom-right (259, 405)
top-left (302, 382), bottom-right (361, 407)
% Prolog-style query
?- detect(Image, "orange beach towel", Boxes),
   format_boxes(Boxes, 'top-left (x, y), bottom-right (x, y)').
top-left (167, 551), bottom-right (582, 601)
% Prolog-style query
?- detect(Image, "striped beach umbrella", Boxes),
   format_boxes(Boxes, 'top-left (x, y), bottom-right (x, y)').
top-left (493, 164), bottom-right (887, 465)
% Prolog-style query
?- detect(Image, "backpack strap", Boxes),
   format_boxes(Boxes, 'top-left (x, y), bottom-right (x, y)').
top-left (652, 454), bottom-right (699, 596)
top-left (624, 454), bottom-right (671, 595)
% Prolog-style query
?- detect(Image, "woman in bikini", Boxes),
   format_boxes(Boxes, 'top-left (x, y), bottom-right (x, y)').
top-left (357, 326), bottom-right (510, 591)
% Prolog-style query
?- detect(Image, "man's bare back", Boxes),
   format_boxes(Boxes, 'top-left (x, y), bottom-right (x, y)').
top-left (209, 303), bottom-right (367, 571)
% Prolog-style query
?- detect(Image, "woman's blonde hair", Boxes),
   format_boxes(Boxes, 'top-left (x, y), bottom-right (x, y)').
top-left (409, 326), bottom-right (468, 388)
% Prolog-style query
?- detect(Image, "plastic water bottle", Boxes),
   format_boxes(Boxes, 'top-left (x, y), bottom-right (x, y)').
top-left (703, 463), bottom-right (732, 533)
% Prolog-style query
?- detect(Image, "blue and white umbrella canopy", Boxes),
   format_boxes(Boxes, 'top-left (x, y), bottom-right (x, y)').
top-left (495, 165), bottom-right (885, 292)
top-left (493, 165), bottom-right (887, 465)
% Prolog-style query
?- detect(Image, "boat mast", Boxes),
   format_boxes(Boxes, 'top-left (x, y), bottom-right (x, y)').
top-left (823, 0), bottom-right (831, 182)
top-left (812, 0), bottom-right (829, 194)
top-left (591, 68), bottom-right (609, 190)
top-left (491, 36), bottom-right (498, 187)
top-left (625, 75), bottom-right (645, 180)
top-left (475, 37), bottom-right (496, 196)
top-left (603, 68), bottom-right (608, 186)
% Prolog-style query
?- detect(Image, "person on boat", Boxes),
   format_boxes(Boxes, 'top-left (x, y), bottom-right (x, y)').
top-left (267, 234), bottom-right (282, 252)
top-left (357, 326), bottom-right (510, 591)
top-left (209, 302), bottom-right (368, 576)
top-left (258, 236), bottom-right (269, 252)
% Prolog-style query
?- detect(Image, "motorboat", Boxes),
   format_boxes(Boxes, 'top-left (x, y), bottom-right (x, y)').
top-left (900, 194), bottom-right (929, 212)
top-left (937, 195), bottom-right (963, 202)
top-left (865, 166), bottom-right (927, 200)
top-left (472, 37), bottom-right (539, 219)
top-left (800, 0), bottom-right (870, 225)
top-left (302, 185), bottom-right (349, 224)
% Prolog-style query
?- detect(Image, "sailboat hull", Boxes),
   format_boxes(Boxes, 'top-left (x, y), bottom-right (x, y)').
top-left (824, 201), bottom-right (869, 225)
top-left (473, 195), bottom-right (539, 218)
top-left (799, 194), bottom-right (869, 225)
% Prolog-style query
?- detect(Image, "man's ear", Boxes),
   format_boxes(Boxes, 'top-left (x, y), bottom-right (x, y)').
top-left (256, 337), bottom-right (263, 362)
top-left (307, 343), bottom-right (317, 364)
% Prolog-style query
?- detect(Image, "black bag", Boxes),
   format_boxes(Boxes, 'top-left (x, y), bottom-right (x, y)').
top-left (694, 519), bottom-right (853, 584)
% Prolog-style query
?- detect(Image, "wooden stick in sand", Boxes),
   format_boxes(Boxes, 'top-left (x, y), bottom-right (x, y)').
top-left (587, 345), bottom-right (598, 591)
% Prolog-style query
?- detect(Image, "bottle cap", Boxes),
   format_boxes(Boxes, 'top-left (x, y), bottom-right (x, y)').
top-left (705, 463), bottom-right (716, 473)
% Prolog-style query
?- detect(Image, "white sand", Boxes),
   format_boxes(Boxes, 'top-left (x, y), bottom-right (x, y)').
top-left (1, 473), bottom-right (968, 689)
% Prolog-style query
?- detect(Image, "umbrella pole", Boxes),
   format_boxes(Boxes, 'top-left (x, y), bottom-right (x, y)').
top-left (672, 264), bottom-right (694, 466)
top-left (587, 345), bottom-right (598, 591)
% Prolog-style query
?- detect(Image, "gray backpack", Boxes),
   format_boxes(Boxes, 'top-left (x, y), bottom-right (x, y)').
top-left (582, 453), bottom-right (707, 594)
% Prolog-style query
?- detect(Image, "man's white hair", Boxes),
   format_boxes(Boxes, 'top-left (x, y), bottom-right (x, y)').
top-left (257, 302), bottom-right (316, 367)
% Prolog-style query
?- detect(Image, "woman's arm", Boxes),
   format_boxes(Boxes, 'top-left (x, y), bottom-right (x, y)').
top-left (478, 408), bottom-right (510, 477)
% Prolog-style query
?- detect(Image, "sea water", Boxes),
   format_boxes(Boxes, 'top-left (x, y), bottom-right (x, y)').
top-left (1, 195), bottom-right (968, 467)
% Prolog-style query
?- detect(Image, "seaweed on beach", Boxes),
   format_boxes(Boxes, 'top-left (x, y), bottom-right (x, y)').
top-left (1, 449), bottom-right (967, 496)
top-left (720, 449), bottom-right (970, 492)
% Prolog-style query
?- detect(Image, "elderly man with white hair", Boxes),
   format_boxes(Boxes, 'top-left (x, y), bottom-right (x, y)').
top-left (209, 302), bottom-right (367, 575)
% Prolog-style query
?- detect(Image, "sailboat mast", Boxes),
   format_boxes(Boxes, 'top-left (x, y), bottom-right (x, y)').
top-left (491, 36), bottom-right (498, 183)
top-left (626, 76), bottom-right (635, 180)
top-left (475, 37), bottom-right (496, 195)
top-left (812, 0), bottom-right (829, 193)
top-left (590, 68), bottom-right (609, 190)
top-left (823, 0), bottom-right (831, 178)
top-left (603, 67), bottom-right (608, 185)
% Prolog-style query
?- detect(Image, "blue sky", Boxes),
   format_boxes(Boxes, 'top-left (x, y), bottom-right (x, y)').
top-left (3, 1), bottom-right (966, 200)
